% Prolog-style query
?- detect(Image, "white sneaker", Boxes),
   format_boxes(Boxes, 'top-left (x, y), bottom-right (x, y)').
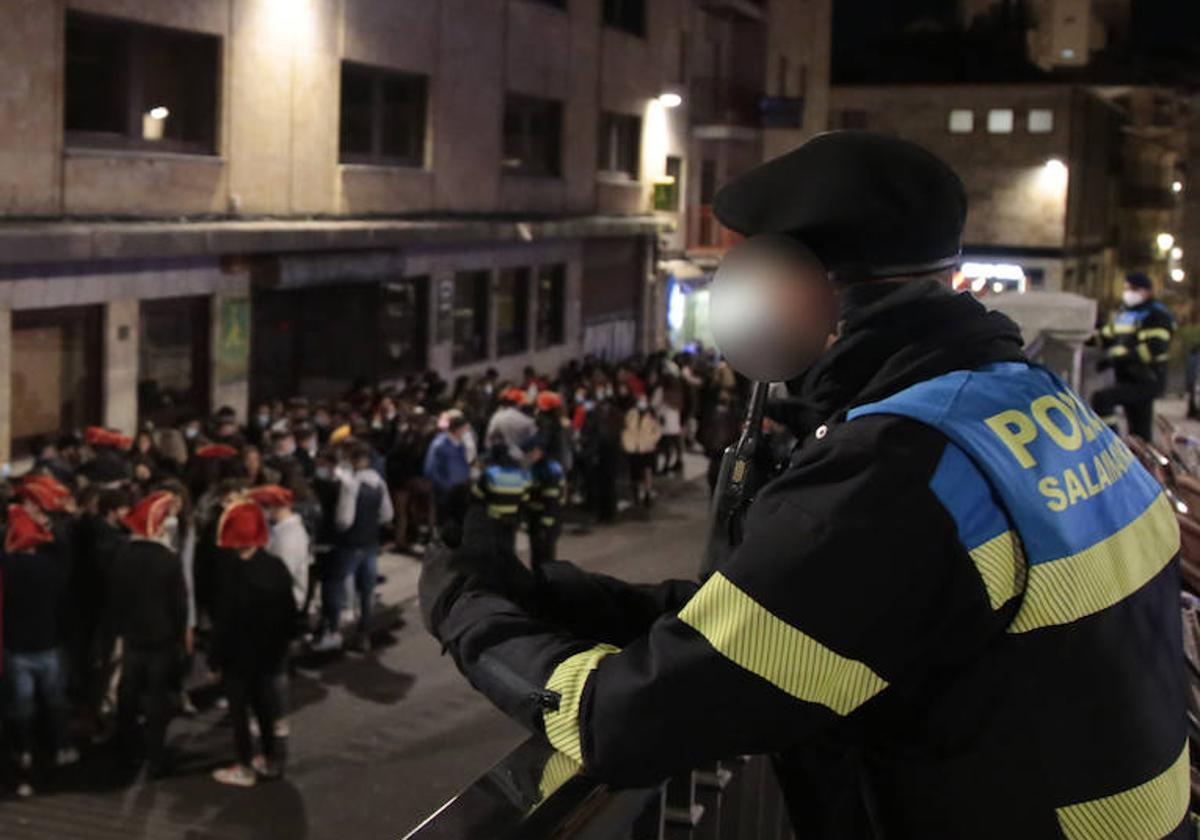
top-left (212, 764), bottom-right (257, 787)
top-left (311, 631), bottom-right (343, 652)
top-left (55, 747), bottom-right (80, 767)
top-left (15, 782), bottom-right (34, 798)
top-left (273, 719), bottom-right (290, 738)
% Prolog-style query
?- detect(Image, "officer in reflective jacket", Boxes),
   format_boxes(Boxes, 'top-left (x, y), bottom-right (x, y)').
top-left (1093, 271), bottom-right (1175, 440)
top-left (420, 132), bottom-right (1187, 839)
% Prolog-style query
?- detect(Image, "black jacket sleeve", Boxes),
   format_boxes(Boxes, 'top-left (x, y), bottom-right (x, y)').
top-left (436, 418), bottom-right (1016, 786)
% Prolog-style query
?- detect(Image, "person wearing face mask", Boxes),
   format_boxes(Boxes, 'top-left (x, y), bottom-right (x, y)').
top-left (419, 133), bottom-right (1187, 840)
top-left (1092, 272), bottom-right (1175, 440)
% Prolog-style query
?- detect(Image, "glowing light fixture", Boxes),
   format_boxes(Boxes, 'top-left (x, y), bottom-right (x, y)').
top-left (1038, 158), bottom-right (1068, 193)
top-left (1157, 232), bottom-right (1176, 252)
top-left (658, 92), bottom-right (683, 109)
top-left (1171, 247), bottom-right (1183, 260)
top-left (1173, 181), bottom-right (1184, 194)
top-left (149, 106), bottom-right (170, 120)
top-left (1171, 268), bottom-right (1186, 282)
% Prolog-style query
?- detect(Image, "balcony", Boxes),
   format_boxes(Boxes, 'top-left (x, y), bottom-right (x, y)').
top-left (1120, 183), bottom-right (1178, 211)
top-left (687, 204), bottom-right (742, 255)
top-left (404, 735), bottom-right (796, 840)
top-left (690, 77), bottom-right (763, 129)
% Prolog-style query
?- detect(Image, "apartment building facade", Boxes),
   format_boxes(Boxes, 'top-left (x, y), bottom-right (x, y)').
top-left (0, 0), bottom-right (703, 461)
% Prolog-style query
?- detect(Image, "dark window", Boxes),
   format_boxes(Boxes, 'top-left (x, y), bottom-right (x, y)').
top-left (536, 264), bottom-right (567, 349)
top-left (598, 112), bottom-right (641, 179)
top-left (453, 271), bottom-right (490, 366)
top-left (603, 0), bottom-right (646, 37)
top-left (496, 268), bottom-right (531, 357)
top-left (64, 11), bottom-right (219, 154)
top-left (380, 278), bottom-right (429, 376)
top-left (11, 306), bottom-right (103, 457)
top-left (340, 62), bottom-right (428, 166)
top-left (139, 297), bottom-right (211, 428)
top-left (503, 95), bottom-right (562, 177)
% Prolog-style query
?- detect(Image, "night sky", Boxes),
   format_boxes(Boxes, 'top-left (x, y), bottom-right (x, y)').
top-left (833, 0), bottom-right (1200, 86)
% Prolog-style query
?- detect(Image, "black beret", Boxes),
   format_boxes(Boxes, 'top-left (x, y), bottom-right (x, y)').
top-left (712, 131), bottom-right (967, 280)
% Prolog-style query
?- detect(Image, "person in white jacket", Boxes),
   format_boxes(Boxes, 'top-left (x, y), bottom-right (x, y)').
top-left (249, 485), bottom-right (310, 612)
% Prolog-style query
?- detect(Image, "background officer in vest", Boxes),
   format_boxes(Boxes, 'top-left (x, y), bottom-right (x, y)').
top-left (1093, 271), bottom-right (1175, 440)
top-left (419, 132), bottom-right (1187, 839)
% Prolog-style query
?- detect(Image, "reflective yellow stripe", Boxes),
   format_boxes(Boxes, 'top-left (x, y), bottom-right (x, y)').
top-left (487, 504), bottom-right (520, 517)
top-left (1009, 493), bottom-right (1179, 633)
top-left (489, 484), bottom-right (528, 495)
top-left (543, 644), bottom-right (618, 762)
top-left (1107, 345), bottom-right (1130, 357)
top-left (1056, 741), bottom-right (1189, 840)
top-left (541, 517), bottom-right (556, 527)
top-left (538, 750), bottom-right (581, 801)
top-left (1137, 328), bottom-right (1171, 342)
top-left (968, 531), bottom-right (1027, 609)
top-left (543, 489), bottom-right (562, 498)
top-left (1113, 323), bottom-right (1137, 334)
top-left (678, 572), bottom-right (888, 715)
top-left (1155, 353), bottom-right (1171, 363)
top-left (1137, 343), bottom-right (1153, 363)
top-left (1100, 324), bottom-right (1115, 338)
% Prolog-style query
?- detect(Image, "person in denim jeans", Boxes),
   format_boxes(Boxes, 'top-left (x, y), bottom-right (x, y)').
top-left (2, 499), bottom-right (76, 798)
top-left (313, 443), bottom-right (393, 654)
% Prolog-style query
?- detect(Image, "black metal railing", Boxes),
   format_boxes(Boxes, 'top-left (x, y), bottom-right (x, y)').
top-left (404, 737), bottom-right (794, 840)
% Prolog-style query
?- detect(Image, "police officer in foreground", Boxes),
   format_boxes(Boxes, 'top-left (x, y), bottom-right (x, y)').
top-left (1093, 271), bottom-right (1176, 440)
top-left (420, 132), bottom-right (1187, 838)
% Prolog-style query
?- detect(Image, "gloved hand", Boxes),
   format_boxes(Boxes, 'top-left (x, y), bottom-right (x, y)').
top-left (419, 506), bottom-right (538, 643)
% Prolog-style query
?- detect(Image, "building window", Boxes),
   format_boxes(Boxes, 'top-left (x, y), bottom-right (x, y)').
top-left (948, 109), bottom-right (975, 133)
top-left (987, 109), bottom-right (1015, 133)
top-left (11, 307), bottom-right (103, 458)
top-left (339, 62), bottom-right (428, 167)
top-left (496, 268), bottom-right (531, 357)
top-left (536, 264), bottom-right (567, 349)
top-left (838, 109), bottom-right (869, 130)
top-left (1027, 108), bottom-right (1054, 133)
top-left (654, 155), bottom-right (683, 211)
top-left (452, 271), bottom-right (490, 367)
top-left (380, 278), bottom-right (429, 377)
top-left (139, 297), bottom-right (211, 428)
top-left (64, 11), bottom-right (220, 155)
top-left (602, 0), bottom-right (646, 37)
top-left (503, 95), bottom-right (563, 177)
top-left (598, 112), bottom-right (641, 180)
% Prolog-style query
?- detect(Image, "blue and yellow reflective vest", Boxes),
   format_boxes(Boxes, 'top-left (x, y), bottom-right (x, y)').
top-left (850, 361), bottom-right (1187, 837)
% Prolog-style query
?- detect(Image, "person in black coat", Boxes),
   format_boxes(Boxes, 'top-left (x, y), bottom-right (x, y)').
top-left (106, 491), bottom-right (188, 776)
top-left (210, 501), bottom-right (297, 787)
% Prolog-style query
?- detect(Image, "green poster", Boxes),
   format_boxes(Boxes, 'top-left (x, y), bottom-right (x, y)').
top-left (217, 296), bottom-right (250, 385)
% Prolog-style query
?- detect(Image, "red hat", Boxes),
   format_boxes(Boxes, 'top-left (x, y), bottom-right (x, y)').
top-left (5, 505), bottom-right (54, 554)
top-left (85, 426), bottom-right (132, 450)
top-left (500, 388), bottom-right (528, 406)
top-left (247, 485), bottom-right (294, 508)
top-left (196, 443), bottom-right (239, 459)
top-left (216, 501), bottom-right (270, 549)
top-left (16, 474), bottom-right (72, 513)
top-left (536, 391), bottom-right (563, 413)
top-left (121, 491), bottom-right (176, 539)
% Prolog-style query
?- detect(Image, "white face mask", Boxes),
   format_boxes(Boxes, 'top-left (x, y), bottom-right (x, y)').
top-left (1122, 289), bottom-right (1148, 308)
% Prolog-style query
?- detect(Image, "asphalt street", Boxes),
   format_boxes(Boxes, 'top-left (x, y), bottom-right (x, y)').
top-left (0, 465), bottom-right (710, 840)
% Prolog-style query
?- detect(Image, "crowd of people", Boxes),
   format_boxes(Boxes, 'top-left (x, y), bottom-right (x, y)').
top-left (0, 348), bottom-right (749, 797)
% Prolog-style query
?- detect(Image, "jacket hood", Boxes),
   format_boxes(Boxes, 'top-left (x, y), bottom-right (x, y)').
top-left (774, 279), bottom-right (1027, 434)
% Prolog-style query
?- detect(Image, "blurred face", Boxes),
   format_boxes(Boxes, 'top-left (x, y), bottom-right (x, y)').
top-left (244, 448), bottom-right (261, 475)
top-left (710, 235), bottom-right (839, 383)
